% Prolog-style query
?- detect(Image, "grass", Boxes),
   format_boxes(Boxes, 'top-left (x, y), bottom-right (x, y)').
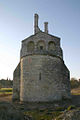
top-left (67, 105), bottom-right (76, 111)
top-left (24, 109), bottom-right (62, 120)
top-left (0, 88), bottom-right (13, 95)
top-left (71, 93), bottom-right (80, 95)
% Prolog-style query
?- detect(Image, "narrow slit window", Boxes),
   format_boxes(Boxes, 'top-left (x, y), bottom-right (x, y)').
top-left (39, 73), bottom-right (41, 80)
top-left (40, 46), bottom-right (43, 50)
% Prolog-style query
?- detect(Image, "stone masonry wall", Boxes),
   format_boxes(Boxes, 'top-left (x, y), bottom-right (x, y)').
top-left (20, 32), bottom-right (63, 59)
top-left (20, 55), bottom-right (71, 102)
top-left (13, 63), bottom-right (20, 101)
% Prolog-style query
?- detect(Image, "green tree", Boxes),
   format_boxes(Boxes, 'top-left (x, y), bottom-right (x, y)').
top-left (70, 78), bottom-right (79, 89)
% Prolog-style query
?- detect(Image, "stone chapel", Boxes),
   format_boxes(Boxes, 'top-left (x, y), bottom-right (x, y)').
top-left (13, 14), bottom-right (71, 102)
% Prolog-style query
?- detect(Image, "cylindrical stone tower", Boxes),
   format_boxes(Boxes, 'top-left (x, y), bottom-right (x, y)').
top-left (20, 55), bottom-right (70, 102)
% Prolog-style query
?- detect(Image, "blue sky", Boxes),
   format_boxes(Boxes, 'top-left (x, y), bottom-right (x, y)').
top-left (0, 0), bottom-right (80, 79)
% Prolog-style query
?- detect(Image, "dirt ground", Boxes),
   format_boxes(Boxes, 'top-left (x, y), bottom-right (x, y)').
top-left (0, 94), bottom-right (12, 102)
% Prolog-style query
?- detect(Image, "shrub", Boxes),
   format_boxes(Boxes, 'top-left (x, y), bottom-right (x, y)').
top-left (67, 105), bottom-right (76, 111)
top-left (70, 78), bottom-right (80, 89)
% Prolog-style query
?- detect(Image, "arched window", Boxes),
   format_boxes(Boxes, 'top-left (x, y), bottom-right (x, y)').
top-left (27, 41), bottom-right (34, 52)
top-left (48, 41), bottom-right (55, 51)
top-left (37, 40), bottom-right (45, 50)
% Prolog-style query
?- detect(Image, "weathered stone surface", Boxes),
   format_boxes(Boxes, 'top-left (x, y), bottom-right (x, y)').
top-left (13, 14), bottom-right (71, 102)
top-left (57, 109), bottom-right (80, 120)
top-left (13, 63), bottom-right (20, 101)
top-left (20, 55), bottom-right (70, 102)
top-left (20, 31), bottom-right (63, 59)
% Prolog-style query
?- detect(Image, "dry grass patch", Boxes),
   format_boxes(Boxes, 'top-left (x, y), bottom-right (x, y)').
top-left (71, 87), bottom-right (80, 95)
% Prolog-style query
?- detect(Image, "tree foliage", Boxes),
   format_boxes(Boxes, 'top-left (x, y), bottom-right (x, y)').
top-left (70, 78), bottom-right (80, 89)
top-left (0, 79), bottom-right (13, 88)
